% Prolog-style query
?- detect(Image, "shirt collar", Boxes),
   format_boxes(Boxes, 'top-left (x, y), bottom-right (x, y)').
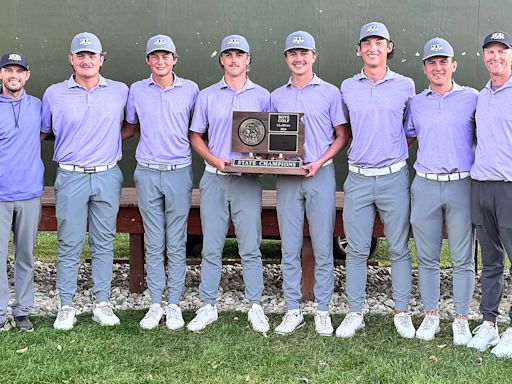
top-left (424, 81), bottom-right (463, 96)
top-left (219, 76), bottom-right (256, 92)
top-left (145, 73), bottom-right (183, 89)
top-left (356, 67), bottom-right (397, 82)
top-left (67, 74), bottom-right (108, 89)
top-left (484, 75), bottom-right (512, 93)
top-left (286, 73), bottom-right (322, 88)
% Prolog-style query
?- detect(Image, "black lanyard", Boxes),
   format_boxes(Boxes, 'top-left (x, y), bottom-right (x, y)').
top-left (11, 101), bottom-right (21, 129)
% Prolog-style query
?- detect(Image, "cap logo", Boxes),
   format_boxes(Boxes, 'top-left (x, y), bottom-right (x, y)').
top-left (292, 36), bottom-right (304, 44)
top-left (367, 25), bottom-right (379, 33)
top-left (227, 38), bottom-right (240, 45)
top-left (430, 44), bottom-right (444, 52)
top-left (491, 32), bottom-right (505, 40)
top-left (153, 38), bottom-right (166, 46)
top-left (8, 53), bottom-right (22, 61)
top-left (79, 38), bottom-right (92, 46)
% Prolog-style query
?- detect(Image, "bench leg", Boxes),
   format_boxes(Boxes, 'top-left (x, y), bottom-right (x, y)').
top-left (301, 237), bottom-right (315, 301)
top-left (129, 234), bottom-right (145, 293)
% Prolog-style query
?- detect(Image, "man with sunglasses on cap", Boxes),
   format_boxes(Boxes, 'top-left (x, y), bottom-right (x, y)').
top-left (271, 31), bottom-right (349, 336)
top-left (123, 35), bottom-right (199, 330)
top-left (188, 35), bottom-right (270, 333)
top-left (467, 31), bottom-right (512, 357)
top-left (405, 38), bottom-right (477, 345)
top-left (41, 32), bottom-right (128, 330)
top-left (0, 52), bottom-right (43, 332)
top-left (337, 22), bottom-right (416, 339)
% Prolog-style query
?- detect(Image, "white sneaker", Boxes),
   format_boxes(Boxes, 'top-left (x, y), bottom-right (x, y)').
top-left (452, 318), bottom-right (472, 346)
top-left (335, 312), bottom-right (364, 338)
top-left (416, 314), bottom-right (440, 341)
top-left (314, 312), bottom-right (333, 336)
top-left (140, 303), bottom-right (164, 330)
top-left (0, 317), bottom-right (13, 331)
top-left (274, 310), bottom-right (304, 335)
top-left (394, 312), bottom-right (415, 339)
top-left (491, 328), bottom-right (512, 358)
top-left (467, 321), bottom-right (499, 351)
top-left (165, 304), bottom-right (185, 330)
top-left (248, 304), bottom-right (270, 333)
top-left (53, 305), bottom-right (77, 331)
top-left (187, 304), bottom-right (218, 332)
top-left (92, 302), bottom-right (120, 326)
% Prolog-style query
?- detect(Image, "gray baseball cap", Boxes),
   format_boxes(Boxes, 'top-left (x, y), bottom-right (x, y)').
top-left (0, 52), bottom-right (29, 70)
top-left (221, 35), bottom-right (249, 53)
top-left (146, 34), bottom-right (176, 55)
top-left (359, 22), bottom-right (390, 41)
top-left (284, 31), bottom-right (316, 52)
top-left (422, 37), bottom-right (454, 60)
top-left (483, 31), bottom-right (512, 49)
top-left (71, 32), bottom-right (102, 54)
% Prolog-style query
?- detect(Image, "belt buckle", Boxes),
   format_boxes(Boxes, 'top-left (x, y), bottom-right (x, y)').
top-left (84, 167), bottom-right (96, 174)
top-left (159, 164), bottom-right (167, 171)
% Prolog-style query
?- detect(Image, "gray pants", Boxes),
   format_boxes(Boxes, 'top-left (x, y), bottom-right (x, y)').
top-left (55, 167), bottom-right (123, 305)
top-left (471, 180), bottom-right (512, 325)
top-left (134, 165), bottom-right (192, 304)
top-left (0, 197), bottom-right (40, 323)
top-left (276, 164), bottom-right (335, 311)
top-left (411, 176), bottom-right (475, 315)
top-left (343, 167), bottom-right (412, 312)
top-left (198, 171), bottom-right (263, 305)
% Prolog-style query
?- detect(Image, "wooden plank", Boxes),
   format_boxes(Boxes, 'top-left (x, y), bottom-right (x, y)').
top-left (129, 234), bottom-right (145, 293)
top-left (301, 237), bottom-right (315, 300)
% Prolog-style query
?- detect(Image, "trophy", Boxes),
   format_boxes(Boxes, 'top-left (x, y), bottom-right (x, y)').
top-left (223, 111), bottom-right (307, 175)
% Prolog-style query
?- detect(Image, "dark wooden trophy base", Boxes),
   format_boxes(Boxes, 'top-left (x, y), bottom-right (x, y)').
top-left (224, 158), bottom-right (307, 176)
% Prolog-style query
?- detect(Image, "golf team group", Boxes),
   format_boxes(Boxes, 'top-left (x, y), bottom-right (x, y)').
top-left (1, 20), bottom-right (512, 358)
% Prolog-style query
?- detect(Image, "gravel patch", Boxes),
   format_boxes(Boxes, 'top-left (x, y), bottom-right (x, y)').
top-left (5, 261), bottom-right (512, 323)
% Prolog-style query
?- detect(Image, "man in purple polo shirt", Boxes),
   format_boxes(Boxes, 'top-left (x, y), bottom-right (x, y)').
top-left (123, 34), bottom-right (199, 330)
top-left (405, 38), bottom-right (477, 345)
top-left (41, 32), bottom-right (128, 330)
top-left (188, 34), bottom-right (270, 334)
top-left (337, 22), bottom-right (416, 339)
top-left (0, 52), bottom-right (43, 332)
top-left (467, 31), bottom-right (512, 357)
top-left (271, 31), bottom-right (349, 336)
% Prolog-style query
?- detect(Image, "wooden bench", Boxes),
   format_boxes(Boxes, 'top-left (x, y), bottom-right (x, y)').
top-left (40, 187), bottom-right (385, 300)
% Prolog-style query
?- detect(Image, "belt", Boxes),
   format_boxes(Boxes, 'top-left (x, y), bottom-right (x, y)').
top-left (138, 162), bottom-right (190, 171)
top-left (59, 163), bottom-right (117, 174)
top-left (349, 161), bottom-right (406, 177)
top-left (304, 159), bottom-right (333, 167)
top-left (417, 171), bottom-right (470, 181)
top-left (205, 164), bottom-right (242, 176)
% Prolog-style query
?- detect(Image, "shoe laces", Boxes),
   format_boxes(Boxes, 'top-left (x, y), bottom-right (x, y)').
top-left (195, 305), bottom-right (213, 320)
top-left (472, 323), bottom-right (495, 338)
top-left (453, 319), bottom-right (468, 335)
top-left (343, 312), bottom-right (361, 327)
top-left (396, 313), bottom-right (412, 328)
top-left (166, 305), bottom-right (180, 319)
top-left (57, 307), bottom-right (74, 321)
top-left (97, 304), bottom-right (114, 316)
top-left (317, 313), bottom-right (329, 326)
top-left (251, 307), bottom-right (269, 324)
top-left (498, 329), bottom-right (512, 345)
top-left (145, 305), bottom-right (162, 319)
top-left (421, 316), bottom-right (437, 331)
top-left (282, 312), bottom-right (299, 324)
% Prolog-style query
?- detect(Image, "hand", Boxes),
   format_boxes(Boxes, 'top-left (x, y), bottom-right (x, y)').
top-left (303, 160), bottom-right (322, 177)
top-left (211, 157), bottom-right (230, 172)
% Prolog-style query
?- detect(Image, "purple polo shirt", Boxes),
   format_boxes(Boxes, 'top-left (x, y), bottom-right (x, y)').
top-left (404, 83), bottom-right (477, 173)
top-left (41, 75), bottom-right (128, 167)
top-left (0, 92), bottom-right (43, 201)
top-left (341, 68), bottom-right (415, 167)
top-left (472, 77), bottom-right (512, 181)
top-left (270, 75), bottom-right (346, 163)
top-left (126, 74), bottom-right (199, 165)
top-left (189, 77), bottom-right (270, 160)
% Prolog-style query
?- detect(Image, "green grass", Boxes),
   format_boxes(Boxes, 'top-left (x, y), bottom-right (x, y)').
top-left (0, 312), bottom-right (511, 383)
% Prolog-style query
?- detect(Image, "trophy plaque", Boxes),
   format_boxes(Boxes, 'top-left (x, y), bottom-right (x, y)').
top-left (223, 111), bottom-right (306, 175)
